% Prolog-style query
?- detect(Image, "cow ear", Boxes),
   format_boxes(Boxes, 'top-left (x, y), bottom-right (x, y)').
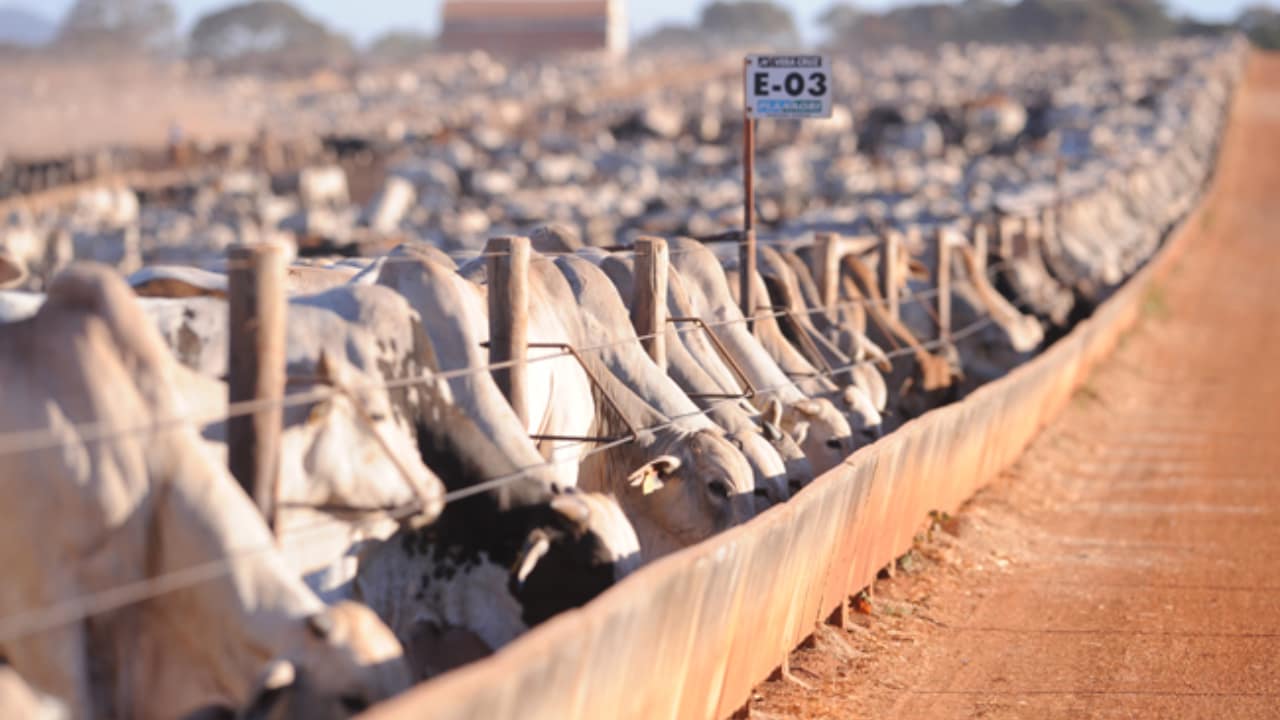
top-left (627, 455), bottom-right (681, 495)
top-left (791, 421), bottom-right (811, 447)
top-left (512, 529), bottom-right (552, 589)
top-left (0, 248), bottom-right (26, 289)
top-left (763, 398), bottom-right (783, 428)
top-left (242, 659), bottom-right (296, 720)
top-left (549, 495), bottom-right (591, 530)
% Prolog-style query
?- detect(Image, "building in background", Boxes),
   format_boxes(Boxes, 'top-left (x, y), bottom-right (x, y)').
top-left (440, 0), bottom-right (627, 56)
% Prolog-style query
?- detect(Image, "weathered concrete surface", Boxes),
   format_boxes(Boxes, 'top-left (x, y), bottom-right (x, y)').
top-left (747, 54), bottom-right (1280, 720)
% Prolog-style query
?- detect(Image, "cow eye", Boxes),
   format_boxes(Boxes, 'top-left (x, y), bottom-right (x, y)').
top-left (825, 438), bottom-right (843, 450)
top-left (708, 480), bottom-right (731, 500)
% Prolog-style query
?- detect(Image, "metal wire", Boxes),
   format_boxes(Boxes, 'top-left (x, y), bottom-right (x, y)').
top-left (0, 257), bottom-right (971, 459)
top-left (0, 308), bottom-right (1002, 647)
top-left (0, 223), bottom-right (1051, 642)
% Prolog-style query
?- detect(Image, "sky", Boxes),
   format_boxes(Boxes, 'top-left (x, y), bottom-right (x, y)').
top-left (26, 0), bottom-right (1264, 45)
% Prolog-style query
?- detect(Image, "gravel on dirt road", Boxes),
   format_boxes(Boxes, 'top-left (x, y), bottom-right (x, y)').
top-left (743, 53), bottom-right (1280, 720)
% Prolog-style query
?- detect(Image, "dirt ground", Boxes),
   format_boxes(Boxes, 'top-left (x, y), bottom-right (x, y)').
top-left (744, 55), bottom-right (1280, 720)
top-left (0, 59), bottom-right (256, 157)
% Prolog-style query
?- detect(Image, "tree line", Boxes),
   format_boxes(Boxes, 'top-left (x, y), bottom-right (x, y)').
top-left (641, 0), bottom-right (1280, 52)
top-left (8, 0), bottom-right (1280, 73)
top-left (1, 0), bottom-right (434, 71)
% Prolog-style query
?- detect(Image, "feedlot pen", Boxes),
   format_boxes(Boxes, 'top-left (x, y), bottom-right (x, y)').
top-left (747, 54), bottom-right (1280, 720)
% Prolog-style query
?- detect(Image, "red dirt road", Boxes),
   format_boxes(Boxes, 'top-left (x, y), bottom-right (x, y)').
top-left (744, 55), bottom-right (1280, 719)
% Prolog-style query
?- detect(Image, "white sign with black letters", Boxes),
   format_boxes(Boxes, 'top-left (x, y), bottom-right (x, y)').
top-left (745, 54), bottom-right (832, 119)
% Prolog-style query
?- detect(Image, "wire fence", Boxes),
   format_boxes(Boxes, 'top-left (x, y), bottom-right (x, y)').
top-left (0, 235), bottom-right (1031, 647)
top-left (0, 305), bottom-right (1002, 648)
top-left (0, 254), bottom-right (1011, 461)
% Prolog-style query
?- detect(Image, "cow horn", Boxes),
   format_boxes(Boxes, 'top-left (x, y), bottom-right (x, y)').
top-left (841, 385), bottom-right (862, 409)
top-left (316, 349), bottom-right (337, 385)
top-left (513, 530), bottom-right (552, 589)
top-left (761, 420), bottom-right (784, 443)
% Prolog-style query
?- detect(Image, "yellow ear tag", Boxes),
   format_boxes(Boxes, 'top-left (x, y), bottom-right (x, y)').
top-left (641, 473), bottom-right (665, 496)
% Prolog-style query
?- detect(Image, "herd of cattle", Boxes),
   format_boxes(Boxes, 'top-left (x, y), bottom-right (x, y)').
top-left (0, 36), bottom-right (1244, 719)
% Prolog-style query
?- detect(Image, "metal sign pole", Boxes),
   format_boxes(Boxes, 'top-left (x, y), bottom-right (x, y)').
top-left (741, 52), bottom-right (832, 335)
top-left (741, 59), bottom-right (757, 335)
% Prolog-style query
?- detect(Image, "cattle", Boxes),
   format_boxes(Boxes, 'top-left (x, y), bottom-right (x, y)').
top-left (810, 243), bottom-right (961, 427)
top-left (595, 252), bottom-right (815, 504)
top-left (0, 290), bottom-right (44, 322)
top-left (898, 227), bottom-right (1044, 395)
top-left (719, 255), bottom-right (884, 439)
top-left (0, 263), bottom-right (411, 719)
top-left (0, 666), bottom-right (67, 720)
top-left (1, 210), bottom-right (47, 290)
top-left (361, 247), bottom-right (648, 680)
top-left (551, 253), bottom-right (792, 509)
top-left (450, 246), bottom-right (759, 556)
top-left (755, 244), bottom-right (890, 414)
top-left (525, 254), bottom-right (757, 555)
top-left (128, 262), bottom-right (363, 300)
top-left (666, 237), bottom-right (858, 474)
top-left (127, 283), bottom-right (448, 599)
top-left (367, 246), bottom-right (612, 483)
top-left (354, 488), bottom-right (640, 682)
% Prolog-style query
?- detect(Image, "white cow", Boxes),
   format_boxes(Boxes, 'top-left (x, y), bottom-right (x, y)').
top-left (553, 254), bottom-right (791, 508)
top-left (667, 238), bottom-right (858, 475)
top-left (595, 253), bottom-right (814, 505)
top-left (0, 263), bottom-right (411, 719)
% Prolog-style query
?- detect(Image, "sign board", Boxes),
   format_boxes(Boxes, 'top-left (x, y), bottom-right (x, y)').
top-left (745, 54), bottom-right (833, 119)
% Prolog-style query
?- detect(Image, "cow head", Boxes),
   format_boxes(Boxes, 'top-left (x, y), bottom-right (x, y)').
top-left (280, 350), bottom-right (445, 523)
top-left (621, 429), bottom-right (756, 554)
top-left (242, 602), bottom-right (410, 719)
top-left (725, 425), bottom-right (790, 512)
top-left (507, 492), bottom-right (641, 626)
top-left (778, 397), bottom-right (855, 475)
top-left (757, 398), bottom-right (815, 497)
top-left (839, 383), bottom-right (884, 445)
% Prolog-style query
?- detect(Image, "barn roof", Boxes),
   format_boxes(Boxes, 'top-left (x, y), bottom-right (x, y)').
top-left (442, 0), bottom-right (612, 22)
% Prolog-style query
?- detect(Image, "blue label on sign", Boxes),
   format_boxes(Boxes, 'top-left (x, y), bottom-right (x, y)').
top-left (756, 98), bottom-right (824, 115)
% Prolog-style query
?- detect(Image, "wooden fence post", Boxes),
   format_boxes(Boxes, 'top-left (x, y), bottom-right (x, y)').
top-left (1022, 214), bottom-right (1039, 253)
top-left (633, 236), bottom-right (669, 370)
top-left (1040, 205), bottom-right (1056, 253)
top-left (880, 229), bottom-right (902, 321)
top-left (997, 216), bottom-right (1017, 258)
top-left (486, 236), bottom-right (530, 426)
top-left (813, 232), bottom-right (841, 310)
top-left (972, 222), bottom-right (989, 277)
top-left (227, 242), bottom-right (287, 529)
top-left (935, 227), bottom-right (952, 344)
